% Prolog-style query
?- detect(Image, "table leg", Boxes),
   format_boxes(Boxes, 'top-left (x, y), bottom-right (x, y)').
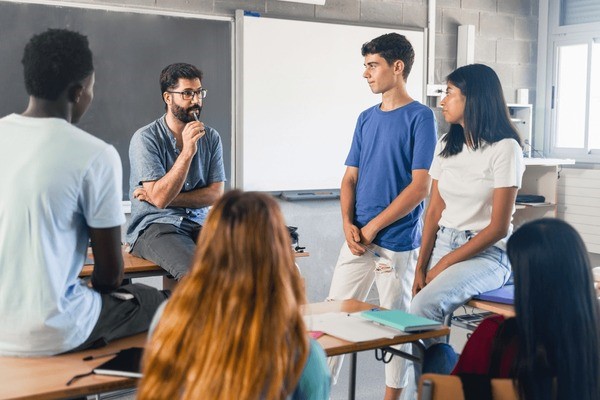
top-left (348, 352), bottom-right (357, 400)
top-left (380, 340), bottom-right (427, 387)
top-left (381, 342), bottom-right (422, 363)
top-left (411, 341), bottom-right (426, 386)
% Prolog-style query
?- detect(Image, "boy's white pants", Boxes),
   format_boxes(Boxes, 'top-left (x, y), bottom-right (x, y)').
top-left (327, 243), bottom-right (418, 388)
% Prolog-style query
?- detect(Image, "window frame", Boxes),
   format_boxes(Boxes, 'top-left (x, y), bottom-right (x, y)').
top-left (539, 0), bottom-right (600, 163)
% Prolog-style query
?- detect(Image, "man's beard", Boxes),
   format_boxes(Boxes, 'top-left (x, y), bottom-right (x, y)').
top-left (172, 104), bottom-right (202, 123)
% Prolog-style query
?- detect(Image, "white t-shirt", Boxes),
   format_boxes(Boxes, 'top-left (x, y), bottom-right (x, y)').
top-left (429, 137), bottom-right (524, 248)
top-left (0, 114), bottom-right (125, 356)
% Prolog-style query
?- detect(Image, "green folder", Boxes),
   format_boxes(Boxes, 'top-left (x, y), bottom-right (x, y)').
top-left (360, 310), bottom-right (442, 332)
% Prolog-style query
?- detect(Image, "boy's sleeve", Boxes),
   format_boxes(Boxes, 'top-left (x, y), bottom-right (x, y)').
top-left (81, 145), bottom-right (126, 228)
top-left (411, 109), bottom-right (438, 171)
top-left (345, 114), bottom-right (364, 168)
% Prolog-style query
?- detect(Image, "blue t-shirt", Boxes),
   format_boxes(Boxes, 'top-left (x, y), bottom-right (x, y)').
top-left (290, 338), bottom-right (331, 400)
top-left (126, 115), bottom-right (226, 247)
top-left (345, 101), bottom-right (437, 251)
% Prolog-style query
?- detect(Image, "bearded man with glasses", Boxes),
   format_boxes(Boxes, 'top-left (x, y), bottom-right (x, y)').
top-left (127, 63), bottom-right (226, 283)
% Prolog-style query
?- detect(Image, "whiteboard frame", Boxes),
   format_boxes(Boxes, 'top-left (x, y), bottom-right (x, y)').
top-left (235, 11), bottom-right (427, 192)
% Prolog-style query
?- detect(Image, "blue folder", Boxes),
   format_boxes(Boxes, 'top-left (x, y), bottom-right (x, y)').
top-left (360, 310), bottom-right (442, 332)
top-left (473, 284), bottom-right (514, 304)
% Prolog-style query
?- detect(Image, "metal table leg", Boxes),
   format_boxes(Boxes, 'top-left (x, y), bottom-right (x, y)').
top-left (380, 340), bottom-right (427, 387)
top-left (349, 352), bottom-right (357, 400)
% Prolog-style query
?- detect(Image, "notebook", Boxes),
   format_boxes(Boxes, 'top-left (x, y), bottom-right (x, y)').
top-left (360, 310), bottom-right (442, 332)
top-left (93, 347), bottom-right (144, 378)
top-left (472, 284), bottom-right (514, 305)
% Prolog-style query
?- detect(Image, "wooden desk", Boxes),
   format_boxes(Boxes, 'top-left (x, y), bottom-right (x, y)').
top-left (468, 285), bottom-right (600, 318)
top-left (80, 251), bottom-right (167, 279)
top-left (294, 251), bottom-right (309, 258)
top-left (467, 299), bottom-right (515, 318)
top-left (2, 298), bottom-right (398, 400)
top-left (0, 334), bottom-right (145, 400)
top-left (80, 251), bottom-right (309, 279)
top-left (303, 300), bottom-right (450, 400)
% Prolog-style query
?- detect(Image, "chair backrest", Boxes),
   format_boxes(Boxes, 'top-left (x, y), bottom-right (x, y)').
top-left (419, 373), bottom-right (519, 400)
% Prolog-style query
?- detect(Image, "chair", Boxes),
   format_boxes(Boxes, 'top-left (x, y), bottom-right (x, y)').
top-left (418, 373), bottom-right (519, 400)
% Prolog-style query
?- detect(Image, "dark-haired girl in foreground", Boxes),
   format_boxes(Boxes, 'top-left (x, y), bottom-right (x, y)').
top-left (453, 218), bottom-right (600, 400)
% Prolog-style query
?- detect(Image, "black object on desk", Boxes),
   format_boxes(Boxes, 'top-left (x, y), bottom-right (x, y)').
top-left (93, 347), bottom-right (144, 379)
top-left (516, 194), bottom-right (545, 203)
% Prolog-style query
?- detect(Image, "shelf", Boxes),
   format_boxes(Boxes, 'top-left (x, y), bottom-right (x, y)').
top-left (508, 104), bottom-right (532, 157)
top-left (514, 161), bottom-right (564, 227)
top-left (523, 158), bottom-right (576, 166)
top-left (515, 202), bottom-right (554, 208)
top-left (506, 103), bottom-right (532, 109)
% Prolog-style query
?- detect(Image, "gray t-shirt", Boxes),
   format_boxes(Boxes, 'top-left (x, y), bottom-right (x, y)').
top-left (126, 115), bottom-right (226, 247)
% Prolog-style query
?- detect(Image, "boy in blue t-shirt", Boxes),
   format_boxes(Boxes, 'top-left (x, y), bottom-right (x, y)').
top-left (327, 33), bottom-right (437, 399)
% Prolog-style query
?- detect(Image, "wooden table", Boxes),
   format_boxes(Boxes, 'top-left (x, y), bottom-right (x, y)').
top-left (0, 333), bottom-right (146, 400)
top-left (1, 299), bottom-right (448, 400)
top-left (80, 250), bottom-right (309, 279)
top-left (467, 286), bottom-right (600, 318)
top-left (304, 300), bottom-right (450, 400)
top-left (80, 251), bottom-right (167, 279)
top-left (467, 299), bottom-right (515, 317)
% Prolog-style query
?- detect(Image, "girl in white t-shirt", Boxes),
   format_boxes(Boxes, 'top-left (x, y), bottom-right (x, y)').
top-left (410, 64), bottom-right (524, 331)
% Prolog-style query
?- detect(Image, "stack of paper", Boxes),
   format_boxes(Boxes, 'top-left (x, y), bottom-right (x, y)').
top-left (303, 312), bottom-right (401, 342)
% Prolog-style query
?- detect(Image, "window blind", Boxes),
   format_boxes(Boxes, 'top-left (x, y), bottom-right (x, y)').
top-left (561, 0), bottom-right (600, 25)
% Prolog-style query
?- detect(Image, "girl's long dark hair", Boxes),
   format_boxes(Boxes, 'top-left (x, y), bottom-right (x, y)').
top-left (507, 218), bottom-right (600, 400)
top-left (441, 64), bottom-right (522, 157)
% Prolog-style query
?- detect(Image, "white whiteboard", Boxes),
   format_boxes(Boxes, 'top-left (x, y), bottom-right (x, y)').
top-left (236, 14), bottom-right (426, 192)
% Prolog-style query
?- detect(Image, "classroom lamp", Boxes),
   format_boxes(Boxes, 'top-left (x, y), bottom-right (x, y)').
top-left (278, 0), bottom-right (326, 5)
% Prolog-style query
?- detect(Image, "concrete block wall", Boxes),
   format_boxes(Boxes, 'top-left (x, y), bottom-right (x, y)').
top-left (56, 0), bottom-right (537, 103)
top-left (40, 0), bottom-right (538, 302)
top-left (442, 1), bottom-right (538, 103)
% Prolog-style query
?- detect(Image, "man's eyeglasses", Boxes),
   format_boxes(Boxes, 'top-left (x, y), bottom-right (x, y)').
top-left (166, 88), bottom-right (207, 100)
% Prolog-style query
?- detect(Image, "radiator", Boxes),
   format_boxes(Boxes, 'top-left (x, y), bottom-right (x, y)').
top-left (557, 168), bottom-right (600, 254)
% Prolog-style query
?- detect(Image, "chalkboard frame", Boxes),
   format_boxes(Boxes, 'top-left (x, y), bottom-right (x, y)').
top-left (0, 1), bottom-right (234, 200)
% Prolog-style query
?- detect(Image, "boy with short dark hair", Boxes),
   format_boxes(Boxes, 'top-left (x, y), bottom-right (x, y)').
top-left (327, 33), bottom-right (437, 399)
top-left (0, 29), bottom-right (167, 356)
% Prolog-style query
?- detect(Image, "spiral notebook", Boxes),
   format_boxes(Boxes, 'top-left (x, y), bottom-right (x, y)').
top-left (93, 347), bottom-right (144, 378)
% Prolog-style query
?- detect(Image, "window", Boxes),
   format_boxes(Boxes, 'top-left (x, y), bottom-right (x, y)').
top-left (554, 43), bottom-right (587, 149)
top-left (542, 1), bottom-right (600, 162)
top-left (590, 40), bottom-right (600, 150)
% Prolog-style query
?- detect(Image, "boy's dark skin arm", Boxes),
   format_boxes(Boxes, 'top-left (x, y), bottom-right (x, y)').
top-left (89, 226), bottom-right (123, 293)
